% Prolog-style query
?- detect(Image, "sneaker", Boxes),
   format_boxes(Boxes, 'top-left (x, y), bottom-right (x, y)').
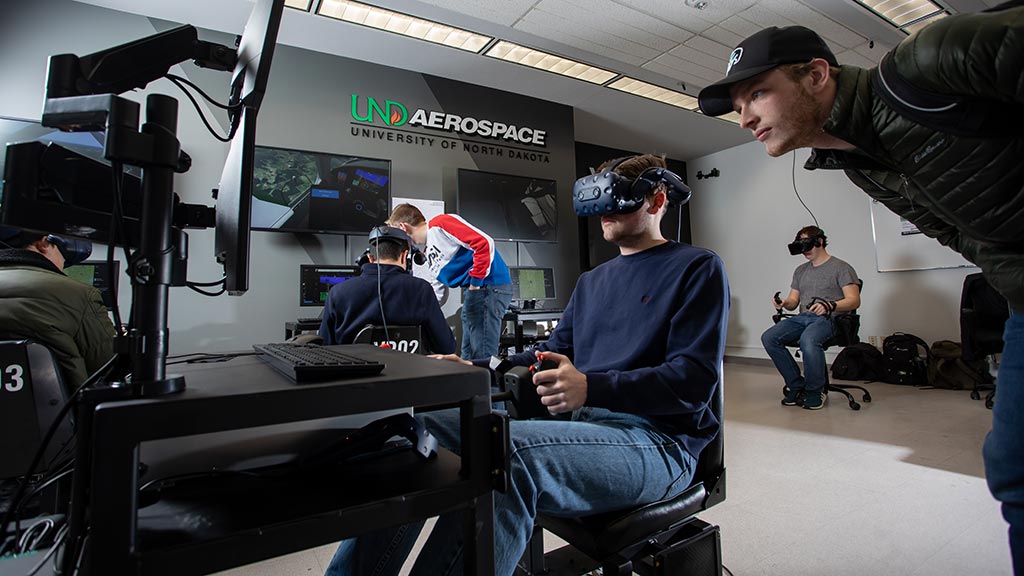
top-left (802, 390), bottom-right (826, 410)
top-left (781, 387), bottom-right (805, 407)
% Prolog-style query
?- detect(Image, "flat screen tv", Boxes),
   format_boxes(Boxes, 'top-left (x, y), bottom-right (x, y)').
top-left (456, 169), bottom-right (557, 242)
top-left (250, 145), bottom-right (391, 235)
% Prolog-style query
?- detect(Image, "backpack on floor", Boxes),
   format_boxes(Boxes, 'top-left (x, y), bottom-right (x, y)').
top-left (927, 340), bottom-right (991, 390)
top-left (831, 342), bottom-right (884, 381)
top-left (880, 333), bottom-right (930, 386)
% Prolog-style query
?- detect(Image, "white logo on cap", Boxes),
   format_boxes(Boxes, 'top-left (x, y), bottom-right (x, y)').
top-left (727, 47), bottom-right (743, 75)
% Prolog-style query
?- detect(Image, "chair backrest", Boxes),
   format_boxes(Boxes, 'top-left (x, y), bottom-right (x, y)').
top-left (960, 273), bottom-right (1009, 360)
top-left (352, 325), bottom-right (429, 355)
top-left (0, 340), bottom-right (74, 479)
top-left (692, 364), bottom-right (725, 508)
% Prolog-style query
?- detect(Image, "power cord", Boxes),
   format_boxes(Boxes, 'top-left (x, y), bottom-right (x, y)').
top-left (163, 74), bottom-right (233, 142)
top-left (374, 238), bottom-right (391, 345)
top-left (791, 150), bottom-right (819, 228)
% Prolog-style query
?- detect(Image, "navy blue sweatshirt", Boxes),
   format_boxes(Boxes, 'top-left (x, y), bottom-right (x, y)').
top-left (319, 263), bottom-right (456, 354)
top-left (507, 241), bottom-right (729, 459)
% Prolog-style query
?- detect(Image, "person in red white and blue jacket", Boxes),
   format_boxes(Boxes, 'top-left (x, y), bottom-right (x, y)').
top-left (388, 204), bottom-right (512, 359)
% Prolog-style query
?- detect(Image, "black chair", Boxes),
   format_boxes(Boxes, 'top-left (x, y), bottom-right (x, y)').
top-left (518, 369), bottom-right (725, 576)
top-left (960, 273), bottom-right (1008, 409)
top-left (352, 324), bottom-right (429, 355)
top-left (0, 340), bottom-right (74, 515)
top-left (773, 280), bottom-right (871, 411)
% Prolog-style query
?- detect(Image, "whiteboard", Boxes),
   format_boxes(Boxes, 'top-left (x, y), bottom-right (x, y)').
top-left (869, 199), bottom-right (978, 272)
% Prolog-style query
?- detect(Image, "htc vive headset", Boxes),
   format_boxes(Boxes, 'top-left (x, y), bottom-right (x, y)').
top-left (0, 226), bottom-right (92, 267)
top-left (572, 156), bottom-right (692, 217)
top-left (787, 230), bottom-right (826, 255)
top-left (359, 225), bottom-right (426, 268)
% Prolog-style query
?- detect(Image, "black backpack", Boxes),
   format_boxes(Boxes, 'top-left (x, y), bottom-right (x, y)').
top-left (831, 342), bottom-right (884, 381)
top-left (880, 333), bottom-right (930, 386)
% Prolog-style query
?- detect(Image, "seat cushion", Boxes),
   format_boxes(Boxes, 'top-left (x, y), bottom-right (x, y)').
top-left (538, 483), bottom-right (706, 557)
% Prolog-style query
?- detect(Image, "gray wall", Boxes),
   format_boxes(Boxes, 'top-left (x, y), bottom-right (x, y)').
top-left (1, 0), bottom-right (578, 354)
top-left (686, 140), bottom-right (978, 361)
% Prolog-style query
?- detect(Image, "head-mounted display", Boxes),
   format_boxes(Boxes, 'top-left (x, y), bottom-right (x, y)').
top-left (572, 157), bottom-right (692, 217)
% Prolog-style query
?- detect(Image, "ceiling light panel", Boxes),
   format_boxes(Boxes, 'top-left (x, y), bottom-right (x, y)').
top-left (485, 41), bottom-right (618, 85)
top-left (854, 0), bottom-right (944, 27)
top-left (318, 0), bottom-right (493, 52)
top-left (901, 10), bottom-right (947, 34)
top-left (285, 0), bottom-right (312, 11)
top-left (608, 77), bottom-right (699, 110)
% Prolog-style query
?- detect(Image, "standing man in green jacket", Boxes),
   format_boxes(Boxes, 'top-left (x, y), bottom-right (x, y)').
top-left (697, 6), bottom-right (1024, 572)
top-left (0, 227), bottom-right (115, 389)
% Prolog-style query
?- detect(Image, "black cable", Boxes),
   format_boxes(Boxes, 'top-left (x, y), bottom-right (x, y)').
top-left (0, 354), bottom-right (118, 547)
top-left (791, 150), bottom-right (819, 228)
top-left (164, 73), bottom-right (236, 110)
top-left (187, 275), bottom-right (227, 287)
top-left (24, 524), bottom-right (67, 576)
top-left (374, 239), bottom-right (391, 344)
top-left (164, 75), bottom-right (232, 142)
top-left (165, 352), bottom-right (259, 366)
top-left (186, 284), bottom-right (227, 297)
top-left (723, 564), bottom-right (734, 576)
top-left (106, 161), bottom-right (126, 331)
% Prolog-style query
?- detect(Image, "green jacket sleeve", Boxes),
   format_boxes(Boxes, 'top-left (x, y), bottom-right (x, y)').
top-left (75, 287), bottom-right (116, 377)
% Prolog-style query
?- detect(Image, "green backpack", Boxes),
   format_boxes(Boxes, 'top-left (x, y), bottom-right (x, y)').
top-left (926, 340), bottom-right (991, 390)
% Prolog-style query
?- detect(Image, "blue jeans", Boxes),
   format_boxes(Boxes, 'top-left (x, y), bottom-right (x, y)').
top-left (761, 312), bottom-right (835, 393)
top-left (460, 284), bottom-right (512, 359)
top-left (325, 407), bottom-right (697, 576)
top-left (984, 310), bottom-right (1024, 575)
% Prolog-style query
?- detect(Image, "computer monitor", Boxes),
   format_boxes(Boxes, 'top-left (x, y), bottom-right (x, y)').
top-left (509, 266), bottom-right (556, 301)
top-left (300, 265), bottom-right (359, 306)
top-left (64, 260), bottom-right (120, 310)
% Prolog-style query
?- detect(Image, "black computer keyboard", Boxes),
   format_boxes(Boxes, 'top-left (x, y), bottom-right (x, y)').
top-left (253, 343), bottom-right (385, 383)
top-left (295, 317), bottom-right (322, 324)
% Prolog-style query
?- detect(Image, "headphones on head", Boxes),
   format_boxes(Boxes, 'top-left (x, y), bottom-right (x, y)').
top-left (357, 225), bottom-right (426, 268)
top-left (572, 156), bottom-right (692, 217)
top-left (787, 230), bottom-right (827, 255)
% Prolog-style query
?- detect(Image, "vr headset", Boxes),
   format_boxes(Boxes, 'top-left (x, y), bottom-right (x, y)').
top-left (357, 225), bottom-right (426, 268)
top-left (787, 231), bottom-right (826, 255)
top-left (0, 226), bottom-right (92, 267)
top-left (572, 156), bottom-right (692, 217)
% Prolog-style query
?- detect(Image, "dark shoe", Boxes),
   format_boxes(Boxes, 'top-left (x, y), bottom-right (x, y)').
top-left (802, 390), bottom-right (826, 410)
top-left (781, 387), bottom-right (805, 407)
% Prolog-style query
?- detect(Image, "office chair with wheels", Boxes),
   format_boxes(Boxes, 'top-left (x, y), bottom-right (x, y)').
top-left (352, 325), bottom-right (429, 355)
top-left (773, 280), bottom-right (871, 411)
top-left (518, 369), bottom-right (725, 576)
top-left (0, 340), bottom-right (74, 515)
top-left (960, 273), bottom-right (1008, 409)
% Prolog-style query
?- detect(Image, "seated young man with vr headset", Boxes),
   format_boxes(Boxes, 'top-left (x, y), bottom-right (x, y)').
top-left (761, 225), bottom-right (860, 410)
top-left (318, 225), bottom-right (455, 354)
top-left (0, 226), bottom-right (116, 389)
top-left (325, 154), bottom-right (729, 576)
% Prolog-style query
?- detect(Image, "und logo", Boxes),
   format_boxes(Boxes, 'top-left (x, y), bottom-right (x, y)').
top-left (727, 47), bottom-right (743, 74)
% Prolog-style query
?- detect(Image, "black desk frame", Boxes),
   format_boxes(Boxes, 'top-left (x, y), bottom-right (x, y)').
top-left (78, 345), bottom-right (499, 575)
top-left (501, 309), bottom-right (564, 355)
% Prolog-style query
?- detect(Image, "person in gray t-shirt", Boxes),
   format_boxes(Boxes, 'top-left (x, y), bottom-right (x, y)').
top-left (761, 226), bottom-right (861, 410)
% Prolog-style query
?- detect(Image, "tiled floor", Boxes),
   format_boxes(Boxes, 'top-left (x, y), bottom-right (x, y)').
top-left (214, 362), bottom-right (1013, 575)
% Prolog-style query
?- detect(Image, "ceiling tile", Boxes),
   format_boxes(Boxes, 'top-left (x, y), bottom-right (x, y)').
top-left (835, 49), bottom-right (876, 69)
top-left (414, 0), bottom-right (537, 26)
top-left (666, 42), bottom-right (726, 71)
top-left (852, 39), bottom-right (891, 61)
top-left (647, 52), bottom-right (722, 82)
top-left (612, 0), bottom-right (762, 35)
top-left (717, 14), bottom-right (764, 37)
top-left (762, 0), bottom-right (864, 49)
top-left (641, 61), bottom-right (714, 92)
top-left (542, 0), bottom-right (696, 46)
top-left (737, 2), bottom-right (798, 29)
top-left (701, 25), bottom-right (745, 49)
top-left (682, 34), bottom-right (733, 60)
top-left (532, 0), bottom-right (684, 53)
top-left (514, 14), bottom-right (650, 66)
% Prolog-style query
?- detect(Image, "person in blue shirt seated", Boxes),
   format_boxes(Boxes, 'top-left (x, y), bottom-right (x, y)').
top-left (318, 226), bottom-right (455, 355)
top-left (325, 154), bottom-right (730, 576)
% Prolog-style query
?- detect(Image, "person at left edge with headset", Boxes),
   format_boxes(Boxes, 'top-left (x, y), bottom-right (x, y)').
top-left (318, 226), bottom-right (455, 354)
top-left (761, 225), bottom-right (860, 410)
top-left (0, 227), bottom-right (116, 390)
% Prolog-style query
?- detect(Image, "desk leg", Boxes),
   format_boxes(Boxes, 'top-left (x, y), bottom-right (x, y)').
top-left (464, 490), bottom-right (495, 575)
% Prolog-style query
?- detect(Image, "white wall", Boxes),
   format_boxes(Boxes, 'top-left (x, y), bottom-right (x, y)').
top-left (686, 140), bottom-right (978, 361)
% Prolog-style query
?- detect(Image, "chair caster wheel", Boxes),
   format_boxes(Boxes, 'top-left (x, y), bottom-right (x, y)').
top-left (863, 393), bottom-right (872, 402)
top-left (985, 397), bottom-right (994, 409)
top-left (850, 401), bottom-right (861, 411)
top-left (971, 391), bottom-right (981, 400)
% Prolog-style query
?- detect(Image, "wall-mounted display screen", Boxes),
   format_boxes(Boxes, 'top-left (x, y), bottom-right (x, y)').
top-left (251, 145), bottom-right (391, 235)
top-left (456, 169), bottom-right (557, 242)
top-left (509, 266), bottom-right (556, 301)
top-left (299, 264), bottom-right (359, 306)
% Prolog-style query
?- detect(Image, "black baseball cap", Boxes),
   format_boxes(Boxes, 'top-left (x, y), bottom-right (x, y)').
top-left (698, 26), bottom-right (838, 117)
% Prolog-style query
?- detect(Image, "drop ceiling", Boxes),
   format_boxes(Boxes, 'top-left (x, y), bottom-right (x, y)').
top-left (73, 0), bottom-right (1000, 160)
